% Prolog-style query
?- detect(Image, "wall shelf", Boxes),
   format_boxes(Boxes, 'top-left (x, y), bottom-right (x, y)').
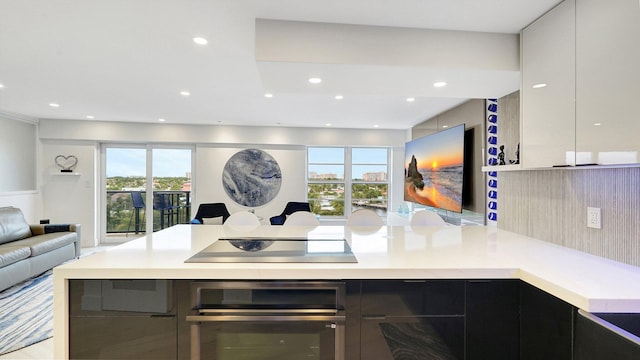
top-left (483, 163), bottom-right (640, 173)
top-left (50, 172), bottom-right (81, 176)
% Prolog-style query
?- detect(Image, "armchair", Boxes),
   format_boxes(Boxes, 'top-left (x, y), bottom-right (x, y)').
top-left (192, 203), bottom-right (231, 224)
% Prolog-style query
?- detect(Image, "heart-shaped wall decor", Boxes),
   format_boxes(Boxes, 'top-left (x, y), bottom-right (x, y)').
top-left (55, 155), bottom-right (78, 172)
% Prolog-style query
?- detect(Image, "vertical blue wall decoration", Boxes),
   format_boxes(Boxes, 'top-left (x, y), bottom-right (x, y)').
top-left (486, 99), bottom-right (498, 225)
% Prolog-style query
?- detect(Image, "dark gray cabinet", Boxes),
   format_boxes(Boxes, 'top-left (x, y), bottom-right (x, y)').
top-left (345, 279), bottom-right (362, 360)
top-left (520, 282), bottom-right (574, 360)
top-left (357, 279), bottom-right (522, 360)
top-left (68, 279), bottom-right (177, 359)
top-left (67, 278), bottom-right (640, 359)
top-left (359, 280), bottom-right (465, 360)
top-left (574, 311), bottom-right (640, 360)
top-left (466, 280), bottom-right (520, 360)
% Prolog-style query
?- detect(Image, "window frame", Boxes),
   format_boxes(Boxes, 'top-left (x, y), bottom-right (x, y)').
top-left (307, 146), bottom-right (389, 219)
top-left (100, 144), bottom-right (195, 243)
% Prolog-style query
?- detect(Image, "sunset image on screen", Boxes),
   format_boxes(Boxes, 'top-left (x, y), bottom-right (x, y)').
top-left (404, 125), bottom-right (465, 213)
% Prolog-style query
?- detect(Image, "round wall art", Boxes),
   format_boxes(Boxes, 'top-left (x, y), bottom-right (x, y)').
top-left (222, 149), bottom-right (282, 207)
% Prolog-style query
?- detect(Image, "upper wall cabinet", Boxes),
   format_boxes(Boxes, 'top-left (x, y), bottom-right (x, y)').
top-left (575, 0), bottom-right (640, 165)
top-left (521, 0), bottom-right (640, 168)
top-left (521, 0), bottom-right (576, 168)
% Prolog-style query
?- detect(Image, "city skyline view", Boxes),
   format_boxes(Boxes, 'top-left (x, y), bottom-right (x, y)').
top-left (308, 147), bottom-right (388, 180)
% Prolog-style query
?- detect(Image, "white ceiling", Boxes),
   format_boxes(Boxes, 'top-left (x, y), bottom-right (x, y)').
top-left (0, 0), bottom-right (562, 130)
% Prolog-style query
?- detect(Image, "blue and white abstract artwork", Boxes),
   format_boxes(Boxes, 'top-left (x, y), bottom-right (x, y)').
top-left (222, 149), bottom-right (282, 207)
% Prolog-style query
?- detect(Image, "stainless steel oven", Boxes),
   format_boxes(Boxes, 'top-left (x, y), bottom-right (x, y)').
top-left (186, 281), bottom-right (346, 360)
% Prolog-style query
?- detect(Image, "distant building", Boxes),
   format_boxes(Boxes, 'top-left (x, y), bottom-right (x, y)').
top-left (309, 172), bottom-right (339, 180)
top-left (362, 172), bottom-right (387, 181)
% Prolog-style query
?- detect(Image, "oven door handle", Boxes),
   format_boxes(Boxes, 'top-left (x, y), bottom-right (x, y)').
top-left (186, 310), bottom-right (345, 323)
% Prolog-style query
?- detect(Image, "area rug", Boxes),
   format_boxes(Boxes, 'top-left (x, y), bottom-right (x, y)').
top-left (0, 270), bottom-right (53, 356)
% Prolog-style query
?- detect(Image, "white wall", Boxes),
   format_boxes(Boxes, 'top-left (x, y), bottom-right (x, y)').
top-left (40, 140), bottom-right (97, 247)
top-left (38, 119), bottom-right (408, 245)
top-left (0, 113), bottom-right (37, 192)
top-left (195, 145), bottom-right (307, 221)
top-left (0, 191), bottom-right (40, 222)
top-left (38, 119), bottom-right (407, 147)
top-left (0, 113), bottom-right (41, 221)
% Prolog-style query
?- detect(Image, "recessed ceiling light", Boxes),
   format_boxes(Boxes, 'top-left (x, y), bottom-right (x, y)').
top-left (193, 37), bottom-right (208, 45)
top-left (49, 103), bottom-right (60, 108)
top-left (594, 123), bottom-right (602, 126)
top-left (308, 77), bottom-right (322, 84)
top-left (433, 81), bottom-right (447, 88)
top-left (264, 93), bottom-right (273, 98)
top-left (335, 94), bottom-right (344, 100)
top-left (86, 115), bottom-right (95, 119)
top-left (180, 91), bottom-right (190, 96)
top-left (325, 123), bottom-right (332, 127)
top-left (0, 84), bottom-right (4, 89)
top-left (532, 83), bottom-right (547, 89)
top-left (158, 118), bottom-right (166, 122)
top-left (406, 97), bottom-right (415, 102)
top-left (373, 124), bottom-right (379, 128)
top-left (443, 125), bottom-right (449, 128)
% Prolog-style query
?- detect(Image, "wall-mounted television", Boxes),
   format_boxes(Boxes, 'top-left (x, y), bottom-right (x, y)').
top-left (404, 124), bottom-right (465, 213)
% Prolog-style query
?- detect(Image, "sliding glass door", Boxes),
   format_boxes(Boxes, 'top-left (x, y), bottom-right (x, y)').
top-left (151, 149), bottom-right (192, 232)
top-left (102, 145), bottom-right (192, 243)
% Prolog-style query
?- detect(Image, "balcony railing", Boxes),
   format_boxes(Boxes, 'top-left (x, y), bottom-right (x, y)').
top-left (106, 190), bottom-right (191, 234)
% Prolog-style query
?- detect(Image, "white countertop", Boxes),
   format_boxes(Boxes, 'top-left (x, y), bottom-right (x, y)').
top-left (55, 224), bottom-right (640, 313)
top-left (54, 224), bottom-right (640, 357)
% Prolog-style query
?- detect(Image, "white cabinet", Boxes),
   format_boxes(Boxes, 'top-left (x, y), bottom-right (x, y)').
top-left (521, 0), bottom-right (640, 168)
top-left (521, 0), bottom-right (576, 168)
top-left (575, 0), bottom-right (640, 165)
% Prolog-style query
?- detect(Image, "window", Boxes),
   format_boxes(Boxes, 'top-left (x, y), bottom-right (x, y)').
top-left (102, 145), bottom-right (192, 243)
top-left (308, 147), bottom-right (345, 216)
top-left (307, 147), bottom-right (389, 218)
top-left (351, 148), bottom-right (388, 216)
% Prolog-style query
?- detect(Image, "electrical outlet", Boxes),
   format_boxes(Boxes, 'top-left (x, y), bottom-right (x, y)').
top-left (587, 207), bottom-right (601, 229)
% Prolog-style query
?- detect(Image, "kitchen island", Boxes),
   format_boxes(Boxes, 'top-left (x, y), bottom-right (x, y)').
top-left (54, 225), bottom-right (640, 359)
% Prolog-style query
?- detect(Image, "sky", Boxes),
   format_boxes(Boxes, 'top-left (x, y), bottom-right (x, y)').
top-left (106, 148), bottom-right (192, 177)
top-left (405, 125), bottom-right (465, 170)
top-left (308, 147), bottom-right (388, 178)
top-left (106, 147), bottom-right (388, 178)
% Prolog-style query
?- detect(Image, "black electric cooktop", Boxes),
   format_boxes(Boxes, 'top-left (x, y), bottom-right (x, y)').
top-left (185, 237), bottom-right (358, 263)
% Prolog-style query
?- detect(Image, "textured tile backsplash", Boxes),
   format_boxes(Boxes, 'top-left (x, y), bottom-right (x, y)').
top-left (499, 167), bottom-right (640, 266)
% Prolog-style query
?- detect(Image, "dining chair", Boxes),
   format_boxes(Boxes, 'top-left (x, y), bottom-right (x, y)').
top-left (283, 211), bottom-right (320, 226)
top-left (410, 210), bottom-right (447, 226)
top-left (346, 209), bottom-right (384, 227)
top-left (126, 191), bottom-right (146, 234)
top-left (153, 193), bottom-right (178, 229)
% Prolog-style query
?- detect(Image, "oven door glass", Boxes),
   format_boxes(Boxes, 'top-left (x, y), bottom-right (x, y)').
top-left (195, 321), bottom-right (339, 360)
